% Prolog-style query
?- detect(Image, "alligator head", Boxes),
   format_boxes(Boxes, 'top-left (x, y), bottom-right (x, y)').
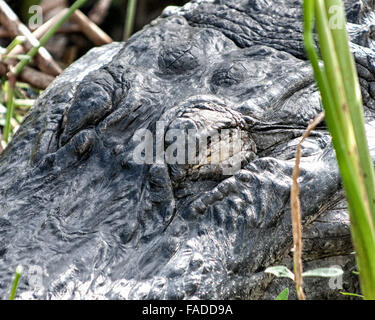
top-left (1, 0), bottom-right (375, 299)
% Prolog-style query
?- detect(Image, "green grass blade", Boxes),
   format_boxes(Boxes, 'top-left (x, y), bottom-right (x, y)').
top-left (303, 0), bottom-right (375, 299)
top-left (9, 265), bottom-right (22, 300)
top-left (3, 80), bottom-right (15, 143)
top-left (2, 36), bottom-right (25, 58)
top-left (123, 0), bottom-right (137, 41)
top-left (325, 0), bottom-right (375, 223)
top-left (340, 292), bottom-right (364, 299)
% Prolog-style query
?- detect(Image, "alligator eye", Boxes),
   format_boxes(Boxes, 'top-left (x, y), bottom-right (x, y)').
top-left (158, 44), bottom-right (199, 75)
top-left (211, 64), bottom-right (245, 89)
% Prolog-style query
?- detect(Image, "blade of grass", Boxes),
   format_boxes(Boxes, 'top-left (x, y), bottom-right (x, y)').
top-left (340, 292), bottom-right (364, 299)
top-left (325, 0), bottom-right (375, 223)
top-left (123, 0), bottom-right (137, 41)
top-left (2, 36), bottom-right (25, 58)
top-left (303, 0), bottom-right (375, 299)
top-left (3, 78), bottom-right (15, 143)
top-left (15, 82), bottom-right (32, 89)
top-left (9, 265), bottom-right (22, 300)
top-left (315, 0), bottom-right (375, 299)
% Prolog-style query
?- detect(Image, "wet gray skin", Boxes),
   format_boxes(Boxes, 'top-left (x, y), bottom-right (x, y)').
top-left (1, 0), bottom-right (375, 299)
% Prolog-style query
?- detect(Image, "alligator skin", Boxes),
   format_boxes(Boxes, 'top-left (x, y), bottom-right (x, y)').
top-left (1, 0), bottom-right (375, 299)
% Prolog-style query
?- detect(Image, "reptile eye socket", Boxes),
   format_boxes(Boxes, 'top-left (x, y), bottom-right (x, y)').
top-left (158, 44), bottom-right (199, 75)
top-left (211, 64), bottom-right (246, 90)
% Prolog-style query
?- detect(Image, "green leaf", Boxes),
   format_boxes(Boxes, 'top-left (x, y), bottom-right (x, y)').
top-left (275, 288), bottom-right (289, 300)
top-left (302, 267), bottom-right (343, 278)
top-left (340, 292), bottom-right (364, 299)
top-left (9, 265), bottom-right (23, 300)
top-left (123, 0), bottom-right (137, 40)
top-left (264, 266), bottom-right (294, 280)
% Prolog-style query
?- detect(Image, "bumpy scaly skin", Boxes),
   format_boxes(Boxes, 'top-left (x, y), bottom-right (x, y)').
top-left (0, 0), bottom-right (375, 299)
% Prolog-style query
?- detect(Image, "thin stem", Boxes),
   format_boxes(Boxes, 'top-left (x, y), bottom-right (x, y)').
top-left (123, 0), bottom-right (137, 41)
top-left (3, 36), bottom-right (25, 58)
top-left (12, 0), bottom-right (89, 75)
top-left (3, 78), bottom-right (15, 143)
top-left (303, 0), bottom-right (375, 299)
top-left (9, 265), bottom-right (22, 300)
top-left (325, 0), bottom-right (375, 223)
top-left (291, 111), bottom-right (325, 300)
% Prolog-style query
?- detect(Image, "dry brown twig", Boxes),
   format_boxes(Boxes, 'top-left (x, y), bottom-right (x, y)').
top-left (88, 0), bottom-right (112, 25)
top-left (7, 7), bottom-right (112, 52)
top-left (0, 0), bottom-right (62, 76)
top-left (71, 10), bottom-right (112, 46)
top-left (33, 8), bottom-right (69, 39)
top-left (16, 65), bottom-right (54, 89)
top-left (40, 0), bottom-right (68, 17)
top-left (0, 2), bottom-right (112, 89)
top-left (290, 111), bottom-right (325, 300)
top-left (0, 62), bottom-right (54, 90)
top-left (0, 26), bottom-right (9, 37)
top-left (4, 9), bottom-right (69, 61)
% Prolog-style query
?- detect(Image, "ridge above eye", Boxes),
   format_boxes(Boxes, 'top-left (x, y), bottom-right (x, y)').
top-left (59, 82), bottom-right (112, 147)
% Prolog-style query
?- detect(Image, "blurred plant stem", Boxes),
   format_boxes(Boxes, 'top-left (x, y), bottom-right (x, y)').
top-left (3, 78), bottom-right (15, 143)
top-left (123, 0), bottom-right (137, 41)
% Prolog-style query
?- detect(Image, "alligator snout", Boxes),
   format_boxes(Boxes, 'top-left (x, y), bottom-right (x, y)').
top-left (0, 0), bottom-right (373, 299)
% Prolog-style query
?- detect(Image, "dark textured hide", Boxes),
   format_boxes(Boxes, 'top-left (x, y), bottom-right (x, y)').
top-left (1, 0), bottom-right (375, 299)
